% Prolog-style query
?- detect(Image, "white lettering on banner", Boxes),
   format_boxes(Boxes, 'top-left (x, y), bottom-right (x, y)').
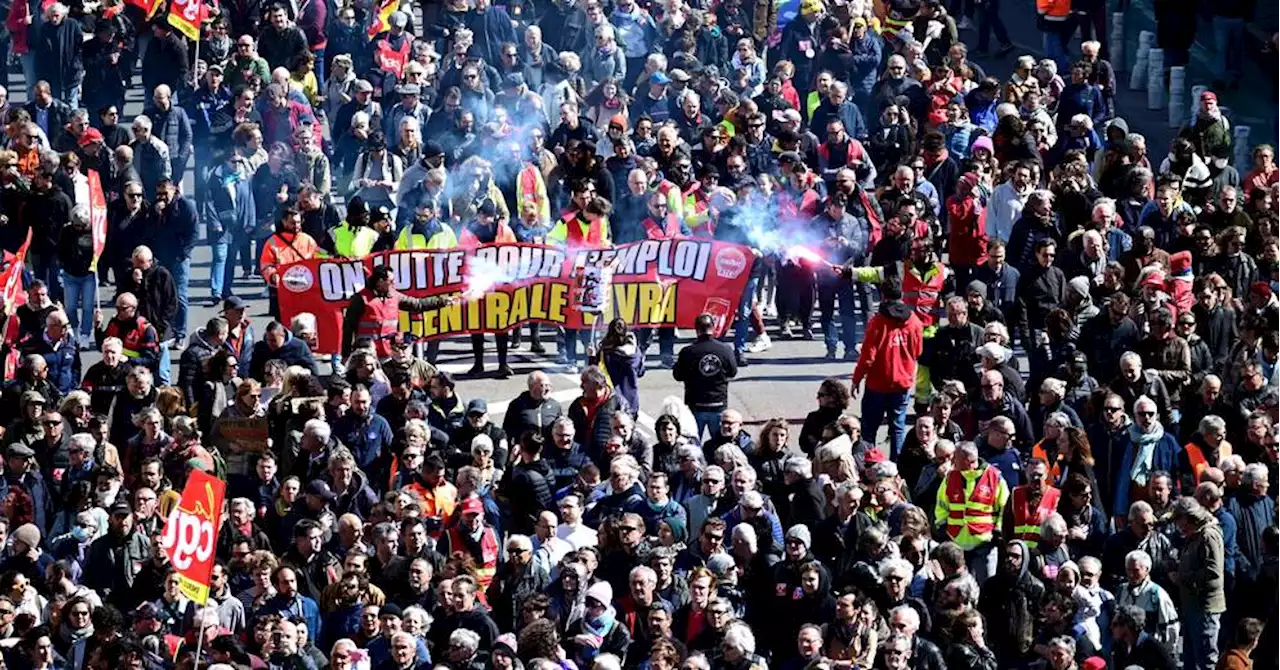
top-left (319, 262), bottom-right (368, 301)
top-left (581, 240), bottom-right (713, 280)
top-left (159, 507), bottom-right (215, 571)
top-left (470, 245), bottom-right (566, 280)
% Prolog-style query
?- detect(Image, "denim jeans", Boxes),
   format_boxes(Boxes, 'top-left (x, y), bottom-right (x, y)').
top-left (158, 342), bottom-right (173, 385)
top-left (60, 270), bottom-right (97, 340)
top-left (560, 328), bottom-right (587, 365)
top-left (1214, 17), bottom-right (1246, 83)
top-left (860, 388), bottom-right (911, 456)
top-left (734, 277), bottom-right (759, 352)
top-left (167, 257), bottom-right (191, 339)
top-left (1042, 27), bottom-right (1070, 71)
top-left (210, 228), bottom-right (230, 299)
top-left (1183, 608), bottom-right (1221, 670)
top-left (818, 279), bottom-right (858, 354)
top-left (214, 229), bottom-right (253, 299)
top-left (693, 411), bottom-right (722, 442)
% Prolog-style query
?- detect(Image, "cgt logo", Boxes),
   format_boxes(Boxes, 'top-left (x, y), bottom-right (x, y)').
top-left (159, 482), bottom-right (217, 571)
top-left (281, 265), bottom-right (316, 293)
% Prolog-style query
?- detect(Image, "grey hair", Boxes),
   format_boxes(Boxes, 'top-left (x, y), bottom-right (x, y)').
top-left (470, 434), bottom-right (494, 455)
top-left (1045, 411), bottom-right (1072, 428)
top-left (1198, 415), bottom-right (1227, 437)
top-left (783, 455), bottom-right (812, 479)
top-left (303, 418), bottom-right (331, 442)
top-left (889, 605), bottom-right (920, 632)
top-left (506, 534), bottom-right (533, 552)
top-left (1125, 549), bottom-right (1152, 571)
top-left (1170, 497), bottom-right (1214, 527)
top-left (1128, 500), bottom-right (1154, 522)
top-left (677, 444), bottom-right (705, 468)
top-left (447, 629), bottom-right (480, 653)
top-left (870, 461), bottom-right (899, 481)
top-left (1113, 604), bottom-right (1147, 632)
top-left (740, 490), bottom-right (764, 510)
top-left (957, 441), bottom-right (980, 460)
top-left (1091, 197), bottom-right (1117, 220)
top-left (721, 621), bottom-right (756, 655)
top-left (629, 566), bottom-right (657, 586)
top-left (68, 433), bottom-right (95, 455)
top-left (1079, 556), bottom-right (1101, 574)
top-left (878, 558), bottom-right (913, 580)
top-left (1119, 351), bottom-right (1143, 368)
top-left (1243, 463), bottom-right (1269, 486)
top-left (1040, 513), bottom-right (1068, 539)
top-left (731, 523), bottom-right (757, 550)
top-left (1133, 395), bottom-right (1157, 413)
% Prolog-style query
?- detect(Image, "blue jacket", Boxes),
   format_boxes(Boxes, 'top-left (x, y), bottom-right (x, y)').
top-left (0, 472), bottom-right (51, 533)
top-left (152, 195), bottom-right (199, 264)
top-left (20, 334), bottom-right (80, 396)
top-left (145, 104), bottom-right (194, 160)
top-left (1055, 83), bottom-right (1106, 130)
top-left (248, 333), bottom-right (317, 380)
top-left (1113, 430), bottom-right (1181, 516)
top-left (980, 442), bottom-right (1024, 491)
top-left (848, 33), bottom-right (883, 99)
top-left (333, 411), bottom-right (394, 472)
top-left (259, 593), bottom-right (321, 644)
top-left (204, 162), bottom-right (257, 238)
top-left (1213, 506), bottom-right (1239, 579)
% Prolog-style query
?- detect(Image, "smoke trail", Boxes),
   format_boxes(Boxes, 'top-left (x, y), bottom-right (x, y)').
top-left (462, 254), bottom-right (519, 300)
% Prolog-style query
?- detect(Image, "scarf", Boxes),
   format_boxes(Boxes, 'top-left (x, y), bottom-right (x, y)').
top-left (1127, 420), bottom-right (1164, 487)
top-left (579, 606), bottom-right (617, 661)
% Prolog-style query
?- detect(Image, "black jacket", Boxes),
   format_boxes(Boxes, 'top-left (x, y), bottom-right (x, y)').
top-left (567, 392), bottom-right (630, 466)
top-left (55, 222), bottom-right (94, 277)
top-left (501, 391), bottom-right (563, 441)
top-left (116, 266), bottom-right (178, 340)
top-left (22, 185), bottom-right (73, 256)
top-left (257, 24), bottom-right (309, 71)
top-left (1193, 303), bottom-right (1237, 372)
top-left (248, 334), bottom-right (318, 379)
top-left (505, 459), bottom-right (554, 535)
top-left (1015, 263), bottom-right (1067, 327)
top-left (673, 336), bottom-right (738, 412)
top-left (141, 32), bottom-right (189, 95)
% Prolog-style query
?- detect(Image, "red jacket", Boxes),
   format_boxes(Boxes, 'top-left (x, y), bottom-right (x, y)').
top-left (946, 194), bottom-right (988, 267)
top-left (852, 301), bottom-right (923, 393)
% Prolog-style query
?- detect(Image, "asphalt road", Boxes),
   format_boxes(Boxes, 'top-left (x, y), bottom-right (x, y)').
top-left (15, 1), bottom-right (1267, 441)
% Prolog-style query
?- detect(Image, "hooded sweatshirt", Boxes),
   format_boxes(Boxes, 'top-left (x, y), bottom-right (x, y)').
top-left (852, 299), bottom-right (923, 393)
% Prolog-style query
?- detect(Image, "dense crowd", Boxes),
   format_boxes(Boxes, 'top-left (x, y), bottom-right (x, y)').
top-left (0, 0), bottom-right (1271, 669)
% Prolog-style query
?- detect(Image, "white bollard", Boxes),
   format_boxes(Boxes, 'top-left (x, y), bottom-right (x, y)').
top-left (1147, 47), bottom-right (1166, 110)
top-left (1190, 85), bottom-right (1208, 123)
top-left (1234, 125), bottom-right (1252, 169)
top-left (1111, 12), bottom-right (1126, 73)
top-left (1131, 31), bottom-right (1153, 90)
top-left (1168, 66), bottom-right (1186, 127)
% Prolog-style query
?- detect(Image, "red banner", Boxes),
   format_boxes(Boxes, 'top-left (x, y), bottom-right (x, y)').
top-left (277, 240), bottom-right (754, 355)
top-left (158, 470), bottom-right (225, 605)
top-left (88, 170), bottom-right (107, 272)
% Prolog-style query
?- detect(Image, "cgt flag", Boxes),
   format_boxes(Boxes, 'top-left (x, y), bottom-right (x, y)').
top-left (168, 0), bottom-right (208, 41)
top-left (88, 170), bottom-right (107, 272)
top-left (159, 470), bottom-right (225, 605)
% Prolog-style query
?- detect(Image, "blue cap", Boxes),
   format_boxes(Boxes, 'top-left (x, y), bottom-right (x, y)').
top-left (650, 71), bottom-right (671, 85)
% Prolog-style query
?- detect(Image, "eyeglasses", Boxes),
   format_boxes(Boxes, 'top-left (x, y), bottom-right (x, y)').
top-left (704, 533), bottom-right (724, 542)
top-left (1136, 411), bottom-right (1156, 417)
top-left (617, 525), bottom-right (639, 533)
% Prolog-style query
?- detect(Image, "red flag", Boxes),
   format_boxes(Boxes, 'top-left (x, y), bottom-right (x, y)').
top-left (167, 0), bottom-right (206, 41)
top-left (159, 470), bottom-right (225, 605)
top-left (125, 0), bottom-right (164, 20)
top-left (88, 170), bottom-right (108, 271)
top-left (1, 228), bottom-right (31, 313)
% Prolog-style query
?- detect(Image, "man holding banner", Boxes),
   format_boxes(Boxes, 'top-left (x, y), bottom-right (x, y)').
top-left (342, 264), bottom-right (461, 358)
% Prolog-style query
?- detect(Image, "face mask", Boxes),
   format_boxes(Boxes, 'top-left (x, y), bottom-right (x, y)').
top-left (71, 525), bottom-right (90, 542)
top-left (1213, 158), bottom-right (1228, 169)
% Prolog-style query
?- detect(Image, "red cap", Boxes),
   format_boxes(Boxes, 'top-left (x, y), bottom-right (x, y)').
top-left (1141, 272), bottom-right (1166, 289)
top-left (459, 497), bottom-right (484, 516)
top-left (78, 128), bottom-right (104, 147)
top-left (1201, 90), bottom-right (1217, 103)
top-left (1081, 657), bottom-right (1107, 670)
top-left (1169, 250), bottom-right (1193, 275)
top-left (864, 448), bottom-right (888, 464)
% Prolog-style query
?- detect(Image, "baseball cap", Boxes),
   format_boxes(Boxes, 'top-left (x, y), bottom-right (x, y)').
top-left (650, 71), bottom-right (671, 85)
top-left (353, 79), bottom-right (374, 93)
top-left (78, 128), bottom-right (104, 147)
top-left (466, 398), bottom-right (489, 415)
top-left (306, 480), bottom-right (337, 502)
top-left (220, 296), bottom-right (248, 312)
top-left (459, 497), bottom-right (484, 515)
top-left (669, 69), bottom-right (692, 82)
